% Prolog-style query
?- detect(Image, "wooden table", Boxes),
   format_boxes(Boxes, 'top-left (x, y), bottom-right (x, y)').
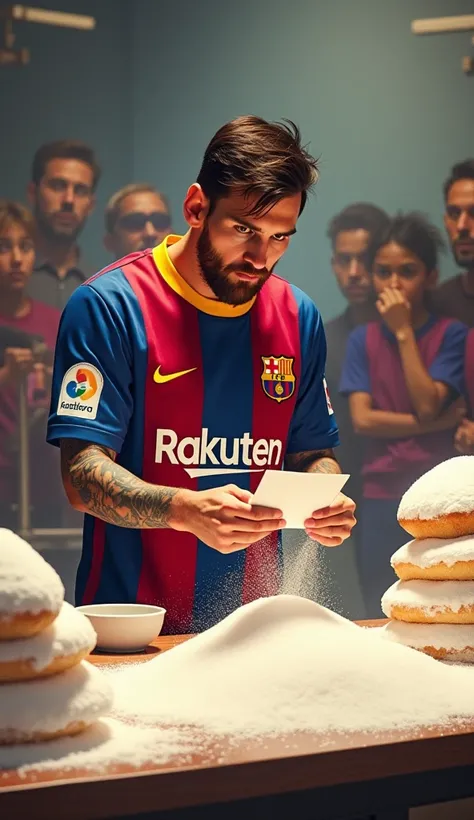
top-left (2, 620), bottom-right (474, 820)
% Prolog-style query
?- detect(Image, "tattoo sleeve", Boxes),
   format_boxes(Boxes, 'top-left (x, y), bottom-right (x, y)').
top-left (60, 439), bottom-right (179, 529)
top-left (285, 448), bottom-right (341, 475)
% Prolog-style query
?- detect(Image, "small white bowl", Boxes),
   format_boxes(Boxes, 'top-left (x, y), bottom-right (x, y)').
top-left (76, 603), bottom-right (166, 654)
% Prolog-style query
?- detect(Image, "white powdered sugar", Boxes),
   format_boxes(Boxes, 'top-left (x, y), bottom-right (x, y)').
top-left (0, 719), bottom-right (194, 775)
top-left (382, 620), bottom-right (474, 651)
top-left (0, 529), bottom-right (64, 617)
top-left (5, 596), bottom-right (474, 775)
top-left (0, 661), bottom-right (113, 737)
top-left (382, 580), bottom-right (474, 617)
top-left (398, 456), bottom-right (474, 521)
top-left (391, 536), bottom-right (474, 569)
top-left (0, 602), bottom-right (96, 671)
top-left (106, 595), bottom-right (474, 737)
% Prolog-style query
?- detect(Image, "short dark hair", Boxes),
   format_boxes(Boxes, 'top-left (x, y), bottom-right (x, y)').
top-left (367, 211), bottom-right (445, 274)
top-left (0, 200), bottom-right (36, 241)
top-left (443, 159), bottom-right (474, 202)
top-left (104, 183), bottom-right (170, 233)
top-left (196, 115), bottom-right (319, 217)
top-left (327, 202), bottom-right (390, 248)
top-left (31, 140), bottom-right (101, 190)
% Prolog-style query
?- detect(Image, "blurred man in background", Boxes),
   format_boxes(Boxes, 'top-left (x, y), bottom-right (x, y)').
top-left (432, 160), bottom-right (474, 327)
top-left (104, 183), bottom-right (172, 260)
top-left (433, 161), bottom-right (474, 452)
top-left (27, 140), bottom-right (100, 310)
top-left (0, 200), bottom-right (63, 529)
top-left (325, 203), bottom-right (390, 506)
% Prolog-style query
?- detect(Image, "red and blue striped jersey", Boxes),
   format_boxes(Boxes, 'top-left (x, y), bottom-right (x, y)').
top-left (47, 236), bottom-right (338, 633)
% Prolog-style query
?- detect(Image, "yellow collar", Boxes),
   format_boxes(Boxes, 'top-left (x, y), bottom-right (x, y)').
top-left (152, 235), bottom-right (256, 318)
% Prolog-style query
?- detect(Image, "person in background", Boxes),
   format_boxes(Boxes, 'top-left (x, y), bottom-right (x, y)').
top-left (455, 329), bottom-right (474, 456)
top-left (0, 201), bottom-right (63, 529)
top-left (27, 140), bottom-right (100, 310)
top-left (340, 212), bottom-right (467, 617)
top-left (325, 203), bottom-right (390, 508)
top-left (104, 183), bottom-right (172, 260)
top-left (431, 159), bottom-right (474, 328)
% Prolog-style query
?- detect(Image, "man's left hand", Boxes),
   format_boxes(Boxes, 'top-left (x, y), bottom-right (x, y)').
top-left (304, 493), bottom-right (356, 546)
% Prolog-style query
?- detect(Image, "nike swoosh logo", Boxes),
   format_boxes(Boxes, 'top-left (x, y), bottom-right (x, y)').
top-left (153, 365), bottom-right (197, 384)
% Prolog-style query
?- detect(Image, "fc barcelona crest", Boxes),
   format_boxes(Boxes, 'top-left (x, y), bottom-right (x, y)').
top-left (261, 356), bottom-right (296, 403)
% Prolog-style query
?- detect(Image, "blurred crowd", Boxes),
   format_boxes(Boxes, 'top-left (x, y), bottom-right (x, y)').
top-left (0, 139), bottom-right (473, 617)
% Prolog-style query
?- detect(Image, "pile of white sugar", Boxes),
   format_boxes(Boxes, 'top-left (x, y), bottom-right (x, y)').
top-left (3, 594), bottom-right (474, 776)
top-left (112, 595), bottom-right (474, 736)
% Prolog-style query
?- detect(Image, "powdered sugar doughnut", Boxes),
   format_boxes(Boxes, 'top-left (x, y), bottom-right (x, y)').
top-left (391, 536), bottom-right (474, 581)
top-left (382, 580), bottom-right (474, 624)
top-left (382, 621), bottom-right (474, 663)
top-left (0, 602), bottom-right (97, 683)
top-left (0, 529), bottom-right (64, 639)
top-left (398, 456), bottom-right (474, 539)
top-left (0, 660), bottom-right (113, 745)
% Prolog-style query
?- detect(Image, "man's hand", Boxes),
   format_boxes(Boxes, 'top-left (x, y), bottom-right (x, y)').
top-left (171, 484), bottom-right (285, 554)
top-left (0, 347), bottom-right (35, 385)
top-left (376, 288), bottom-right (411, 335)
top-left (304, 493), bottom-right (356, 547)
top-left (455, 419), bottom-right (474, 455)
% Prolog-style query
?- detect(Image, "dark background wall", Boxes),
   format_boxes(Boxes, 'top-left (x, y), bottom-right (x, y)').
top-left (1, 0), bottom-right (473, 322)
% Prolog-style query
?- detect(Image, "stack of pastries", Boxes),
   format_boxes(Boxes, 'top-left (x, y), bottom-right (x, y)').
top-left (381, 457), bottom-right (474, 664)
top-left (0, 529), bottom-right (113, 744)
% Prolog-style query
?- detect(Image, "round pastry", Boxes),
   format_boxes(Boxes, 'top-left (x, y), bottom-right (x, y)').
top-left (0, 602), bottom-right (97, 683)
top-left (0, 660), bottom-right (113, 745)
top-left (391, 536), bottom-right (474, 581)
top-left (397, 456), bottom-right (474, 539)
top-left (381, 579), bottom-right (474, 624)
top-left (0, 529), bottom-right (64, 639)
top-left (382, 621), bottom-right (474, 664)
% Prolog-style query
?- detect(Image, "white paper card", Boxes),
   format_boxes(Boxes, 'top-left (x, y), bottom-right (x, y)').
top-left (251, 470), bottom-right (350, 529)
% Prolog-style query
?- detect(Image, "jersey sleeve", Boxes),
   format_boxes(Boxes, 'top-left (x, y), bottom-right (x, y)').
top-left (339, 326), bottom-right (371, 396)
top-left (286, 292), bottom-right (339, 454)
top-left (47, 283), bottom-right (133, 453)
top-left (429, 320), bottom-right (468, 396)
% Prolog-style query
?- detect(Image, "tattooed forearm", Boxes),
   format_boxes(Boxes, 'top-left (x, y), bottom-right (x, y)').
top-left (285, 448), bottom-right (341, 475)
top-left (60, 439), bottom-right (178, 529)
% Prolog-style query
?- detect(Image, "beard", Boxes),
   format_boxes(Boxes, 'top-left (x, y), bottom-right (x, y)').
top-left (196, 223), bottom-right (274, 305)
top-left (452, 238), bottom-right (474, 269)
top-left (34, 201), bottom-right (83, 244)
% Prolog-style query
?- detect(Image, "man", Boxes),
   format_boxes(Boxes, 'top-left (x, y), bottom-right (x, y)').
top-left (431, 159), bottom-right (474, 327)
top-left (104, 183), bottom-right (172, 260)
top-left (0, 200), bottom-right (63, 529)
top-left (47, 116), bottom-right (356, 634)
top-left (325, 203), bottom-right (390, 505)
top-left (27, 140), bottom-right (100, 310)
top-left (432, 160), bottom-right (474, 450)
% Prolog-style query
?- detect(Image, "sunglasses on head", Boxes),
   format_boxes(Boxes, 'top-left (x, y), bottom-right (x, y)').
top-left (118, 211), bottom-right (171, 232)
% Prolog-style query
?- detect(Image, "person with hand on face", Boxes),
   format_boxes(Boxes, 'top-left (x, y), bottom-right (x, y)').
top-left (27, 140), bottom-right (100, 310)
top-left (47, 115), bottom-right (356, 634)
top-left (104, 183), bottom-right (172, 260)
top-left (0, 201), bottom-right (62, 529)
top-left (340, 212), bottom-right (467, 617)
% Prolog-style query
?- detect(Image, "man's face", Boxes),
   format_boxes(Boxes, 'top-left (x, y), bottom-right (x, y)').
top-left (106, 191), bottom-right (172, 258)
top-left (331, 229), bottom-right (372, 305)
top-left (196, 191), bottom-right (300, 305)
top-left (0, 222), bottom-right (35, 294)
top-left (29, 158), bottom-right (95, 244)
top-left (372, 241), bottom-right (435, 311)
top-left (445, 178), bottom-right (474, 270)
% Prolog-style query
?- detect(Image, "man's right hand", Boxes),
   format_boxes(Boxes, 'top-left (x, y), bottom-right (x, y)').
top-left (170, 484), bottom-right (285, 554)
top-left (0, 347), bottom-right (35, 386)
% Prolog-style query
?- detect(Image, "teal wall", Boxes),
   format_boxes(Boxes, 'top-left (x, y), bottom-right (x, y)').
top-left (1, 0), bottom-right (473, 321)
